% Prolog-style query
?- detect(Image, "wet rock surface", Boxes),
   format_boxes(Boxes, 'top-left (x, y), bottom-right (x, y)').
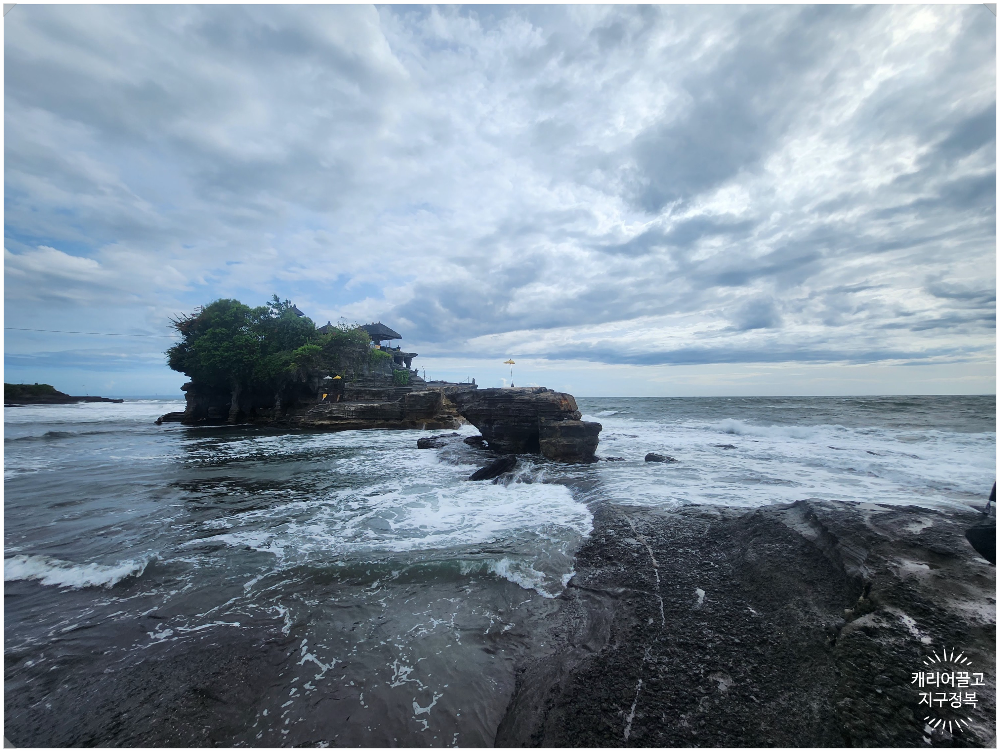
top-left (417, 432), bottom-right (461, 449)
top-left (154, 411), bottom-right (185, 425)
top-left (497, 500), bottom-right (996, 748)
top-left (644, 452), bottom-right (677, 463)
top-left (469, 455), bottom-right (518, 482)
top-left (538, 419), bottom-right (602, 463)
top-left (965, 523), bottom-right (996, 565)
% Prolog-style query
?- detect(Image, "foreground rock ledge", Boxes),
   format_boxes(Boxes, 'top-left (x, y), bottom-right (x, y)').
top-left (497, 499), bottom-right (996, 748)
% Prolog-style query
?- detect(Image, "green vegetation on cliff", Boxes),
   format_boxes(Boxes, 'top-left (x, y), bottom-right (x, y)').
top-left (166, 296), bottom-right (392, 416)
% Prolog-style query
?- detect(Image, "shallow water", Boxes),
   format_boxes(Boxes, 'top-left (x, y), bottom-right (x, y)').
top-left (4, 395), bottom-right (995, 745)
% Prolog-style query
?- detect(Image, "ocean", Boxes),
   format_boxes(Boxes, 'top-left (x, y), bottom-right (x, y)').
top-left (4, 395), bottom-right (995, 746)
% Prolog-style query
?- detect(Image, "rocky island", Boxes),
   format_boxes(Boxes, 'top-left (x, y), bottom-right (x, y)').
top-left (157, 297), bottom-right (603, 463)
top-left (4, 383), bottom-right (124, 406)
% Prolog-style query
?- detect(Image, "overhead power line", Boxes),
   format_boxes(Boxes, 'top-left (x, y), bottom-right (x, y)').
top-left (5, 327), bottom-right (178, 338)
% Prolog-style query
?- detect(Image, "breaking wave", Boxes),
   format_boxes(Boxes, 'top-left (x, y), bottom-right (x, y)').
top-left (4, 554), bottom-right (155, 589)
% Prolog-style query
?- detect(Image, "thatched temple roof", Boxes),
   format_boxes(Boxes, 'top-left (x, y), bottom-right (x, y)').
top-left (362, 322), bottom-right (402, 342)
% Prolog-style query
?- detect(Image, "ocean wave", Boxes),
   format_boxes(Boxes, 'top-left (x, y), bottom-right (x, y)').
top-left (455, 557), bottom-right (571, 598)
top-left (4, 554), bottom-right (155, 589)
top-left (715, 418), bottom-right (819, 440)
top-left (4, 429), bottom-right (117, 443)
top-left (486, 557), bottom-right (576, 598)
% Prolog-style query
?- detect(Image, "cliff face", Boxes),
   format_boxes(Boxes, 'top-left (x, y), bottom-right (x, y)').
top-left (163, 379), bottom-right (471, 431)
top-left (285, 390), bottom-right (460, 431)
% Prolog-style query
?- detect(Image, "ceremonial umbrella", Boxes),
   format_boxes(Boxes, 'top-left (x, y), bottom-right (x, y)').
top-left (504, 359), bottom-right (515, 386)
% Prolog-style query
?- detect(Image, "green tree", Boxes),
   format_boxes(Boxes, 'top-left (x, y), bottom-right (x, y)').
top-left (167, 297), bottom-right (377, 422)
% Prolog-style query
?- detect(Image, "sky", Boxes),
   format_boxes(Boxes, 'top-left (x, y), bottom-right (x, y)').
top-left (3, 4), bottom-right (996, 397)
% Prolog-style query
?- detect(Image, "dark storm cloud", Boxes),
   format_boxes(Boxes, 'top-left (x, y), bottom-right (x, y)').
top-left (926, 281), bottom-right (997, 306)
top-left (732, 299), bottom-right (782, 332)
top-left (3, 4), bottom-right (995, 382)
top-left (601, 215), bottom-right (756, 256)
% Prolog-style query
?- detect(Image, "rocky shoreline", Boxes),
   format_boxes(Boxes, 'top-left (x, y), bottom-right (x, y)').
top-left (496, 499), bottom-right (996, 748)
top-left (4, 495), bottom-right (993, 747)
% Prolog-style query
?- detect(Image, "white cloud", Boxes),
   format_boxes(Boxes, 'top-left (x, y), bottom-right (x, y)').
top-left (3, 4), bottom-right (994, 395)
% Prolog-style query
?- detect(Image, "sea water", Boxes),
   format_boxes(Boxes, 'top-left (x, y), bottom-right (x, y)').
top-left (4, 395), bottom-right (995, 745)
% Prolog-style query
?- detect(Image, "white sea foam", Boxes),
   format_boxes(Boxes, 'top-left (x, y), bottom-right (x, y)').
top-left (3, 400), bottom-right (180, 429)
top-left (4, 554), bottom-right (154, 589)
top-left (588, 413), bottom-right (995, 510)
top-left (188, 445), bottom-right (592, 598)
top-left (486, 557), bottom-right (572, 598)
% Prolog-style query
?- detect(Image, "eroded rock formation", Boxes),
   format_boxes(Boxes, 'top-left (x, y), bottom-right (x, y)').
top-left (539, 418), bottom-right (602, 463)
top-left (450, 387), bottom-right (602, 462)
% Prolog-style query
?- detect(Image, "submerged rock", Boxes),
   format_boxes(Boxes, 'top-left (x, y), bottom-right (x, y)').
top-left (416, 432), bottom-right (460, 449)
top-left (468, 455), bottom-right (518, 481)
top-left (644, 453), bottom-right (677, 463)
top-left (154, 412), bottom-right (185, 425)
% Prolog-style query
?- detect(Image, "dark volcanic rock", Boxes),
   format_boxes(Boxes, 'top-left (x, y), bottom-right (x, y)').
top-left (154, 412), bottom-right (186, 425)
top-left (497, 500), bottom-right (996, 748)
top-left (450, 387), bottom-right (595, 457)
top-left (416, 432), bottom-right (460, 449)
top-left (468, 455), bottom-right (518, 482)
top-left (463, 435), bottom-right (487, 448)
top-left (403, 390), bottom-right (444, 420)
top-left (539, 419), bottom-right (601, 463)
top-left (644, 452), bottom-right (677, 463)
top-left (965, 523), bottom-right (996, 564)
top-left (176, 381), bottom-right (231, 425)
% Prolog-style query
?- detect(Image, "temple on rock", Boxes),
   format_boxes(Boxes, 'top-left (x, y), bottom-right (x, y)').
top-left (362, 322), bottom-right (418, 371)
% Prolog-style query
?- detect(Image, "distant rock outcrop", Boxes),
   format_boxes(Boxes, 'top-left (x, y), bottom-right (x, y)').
top-left (451, 387), bottom-right (601, 463)
top-left (4, 383), bottom-right (123, 406)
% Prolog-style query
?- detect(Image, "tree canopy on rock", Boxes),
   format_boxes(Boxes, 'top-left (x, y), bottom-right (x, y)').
top-left (166, 296), bottom-right (375, 411)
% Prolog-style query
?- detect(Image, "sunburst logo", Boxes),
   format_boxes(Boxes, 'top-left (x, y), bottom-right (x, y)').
top-left (913, 647), bottom-right (985, 736)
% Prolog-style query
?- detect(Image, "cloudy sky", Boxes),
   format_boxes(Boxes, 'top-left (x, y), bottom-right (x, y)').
top-left (4, 4), bottom-right (996, 397)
